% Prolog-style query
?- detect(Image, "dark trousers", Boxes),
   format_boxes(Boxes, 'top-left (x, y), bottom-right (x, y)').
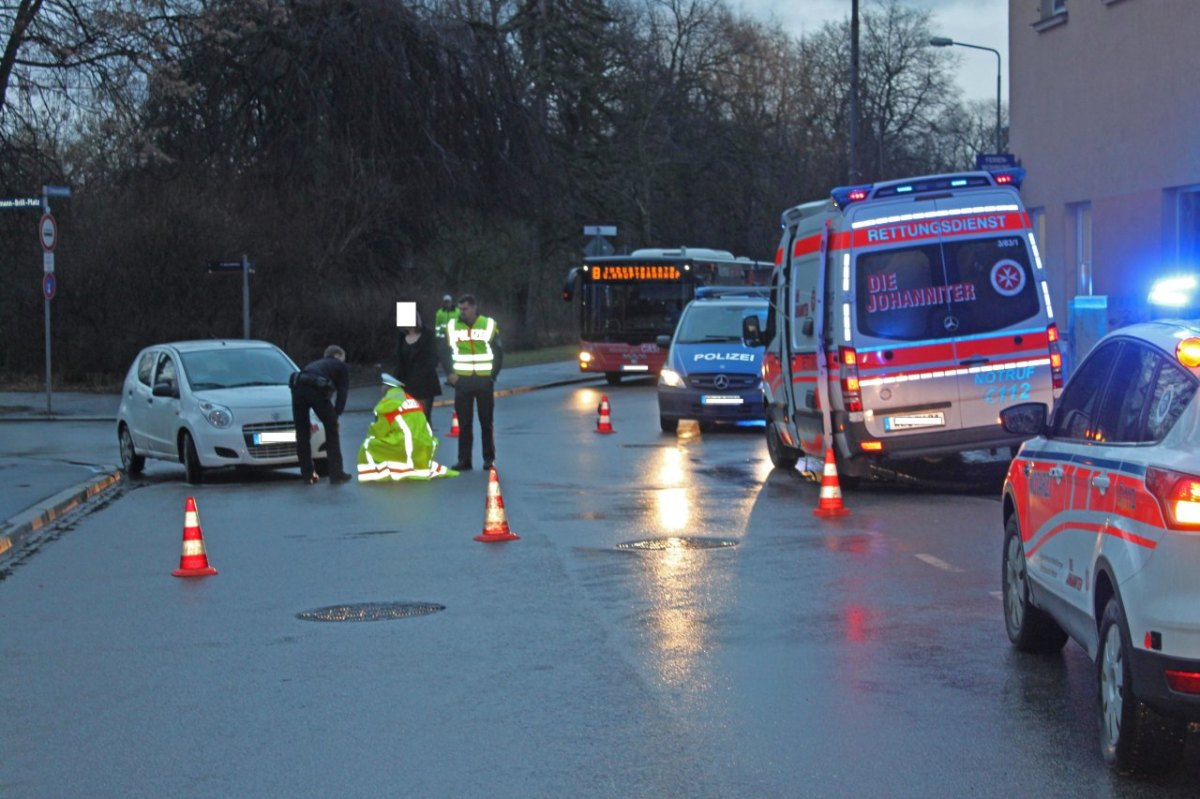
top-left (412, 396), bottom-right (433, 426)
top-left (453, 375), bottom-right (495, 465)
top-left (292, 384), bottom-right (343, 477)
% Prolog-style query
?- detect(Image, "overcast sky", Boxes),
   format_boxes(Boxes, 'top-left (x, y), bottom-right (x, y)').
top-left (733, 0), bottom-right (1008, 105)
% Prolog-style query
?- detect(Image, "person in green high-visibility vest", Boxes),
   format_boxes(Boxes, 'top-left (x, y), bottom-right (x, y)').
top-left (443, 294), bottom-right (503, 471)
top-left (434, 294), bottom-right (459, 341)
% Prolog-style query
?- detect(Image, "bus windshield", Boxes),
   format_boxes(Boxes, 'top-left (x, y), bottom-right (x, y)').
top-left (582, 280), bottom-right (690, 343)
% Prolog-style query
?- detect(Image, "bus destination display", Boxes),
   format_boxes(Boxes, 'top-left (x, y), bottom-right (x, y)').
top-left (588, 264), bottom-right (682, 281)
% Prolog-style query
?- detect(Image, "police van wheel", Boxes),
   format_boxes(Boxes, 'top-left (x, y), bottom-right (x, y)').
top-left (766, 424), bottom-right (799, 470)
top-left (182, 431), bottom-right (204, 485)
top-left (605, 373), bottom-right (622, 386)
top-left (1097, 597), bottom-right (1186, 775)
top-left (660, 416), bottom-right (678, 433)
top-left (1002, 515), bottom-right (1067, 652)
top-left (119, 424), bottom-right (145, 475)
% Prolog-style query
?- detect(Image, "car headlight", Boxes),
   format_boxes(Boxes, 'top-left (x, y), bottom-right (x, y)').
top-left (200, 401), bottom-right (233, 428)
top-left (659, 368), bottom-right (685, 388)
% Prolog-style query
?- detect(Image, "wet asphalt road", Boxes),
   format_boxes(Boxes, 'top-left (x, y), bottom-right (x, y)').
top-left (2, 378), bottom-right (1199, 797)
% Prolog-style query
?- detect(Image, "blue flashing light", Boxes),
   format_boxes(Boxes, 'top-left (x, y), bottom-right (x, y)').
top-left (1149, 275), bottom-right (1199, 308)
top-left (896, 185), bottom-right (913, 193)
top-left (951, 179), bottom-right (968, 187)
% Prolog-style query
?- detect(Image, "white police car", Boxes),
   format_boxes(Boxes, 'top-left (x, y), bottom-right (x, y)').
top-left (1000, 320), bottom-right (1200, 774)
top-left (656, 288), bottom-right (768, 432)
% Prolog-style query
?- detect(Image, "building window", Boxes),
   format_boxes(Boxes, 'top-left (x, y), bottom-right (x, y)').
top-left (1177, 186), bottom-right (1200, 266)
top-left (1069, 201), bottom-right (1093, 295)
top-left (1035, 0), bottom-right (1068, 31)
top-left (1029, 207), bottom-right (1046, 256)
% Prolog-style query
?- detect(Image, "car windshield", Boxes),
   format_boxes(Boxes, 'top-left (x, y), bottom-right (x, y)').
top-left (180, 346), bottom-right (296, 390)
top-left (676, 304), bottom-right (766, 344)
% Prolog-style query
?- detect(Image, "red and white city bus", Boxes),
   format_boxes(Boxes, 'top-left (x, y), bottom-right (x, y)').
top-left (562, 247), bottom-right (772, 384)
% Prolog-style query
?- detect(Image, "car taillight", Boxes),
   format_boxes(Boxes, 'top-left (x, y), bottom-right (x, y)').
top-left (839, 346), bottom-right (862, 412)
top-left (1166, 670), bottom-right (1200, 694)
top-left (1145, 466), bottom-right (1200, 530)
top-left (1047, 324), bottom-right (1064, 389)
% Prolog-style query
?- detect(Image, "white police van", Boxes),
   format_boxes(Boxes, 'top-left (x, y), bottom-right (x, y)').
top-left (751, 168), bottom-right (1062, 478)
top-left (656, 288), bottom-right (768, 432)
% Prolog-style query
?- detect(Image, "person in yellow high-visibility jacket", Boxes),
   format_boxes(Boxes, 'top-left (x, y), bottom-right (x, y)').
top-left (443, 294), bottom-right (503, 471)
top-left (434, 294), bottom-right (459, 341)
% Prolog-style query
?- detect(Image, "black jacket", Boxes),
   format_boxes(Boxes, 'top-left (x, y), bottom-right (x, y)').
top-left (300, 356), bottom-right (351, 415)
top-left (395, 325), bottom-right (443, 399)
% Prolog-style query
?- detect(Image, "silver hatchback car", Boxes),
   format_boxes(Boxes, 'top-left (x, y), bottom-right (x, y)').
top-left (117, 340), bottom-right (327, 483)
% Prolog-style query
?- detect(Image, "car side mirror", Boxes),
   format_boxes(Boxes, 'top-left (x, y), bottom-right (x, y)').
top-left (655, 334), bottom-right (672, 349)
top-left (152, 382), bottom-right (177, 399)
top-left (1000, 402), bottom-right (1048, 437)
top-left (742, 315), bottom-right (762, 347)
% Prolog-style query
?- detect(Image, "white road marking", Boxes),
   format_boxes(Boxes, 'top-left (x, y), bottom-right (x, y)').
top-left (915, 553), bottom-right (963, 572)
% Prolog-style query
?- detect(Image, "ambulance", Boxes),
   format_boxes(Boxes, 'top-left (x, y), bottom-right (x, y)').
top-left (750, 168), bottom-right (1063, 478)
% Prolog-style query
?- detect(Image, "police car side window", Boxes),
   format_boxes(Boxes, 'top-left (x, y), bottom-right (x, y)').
top-left (1050, 342), bottom-right (1121, 440)
top-left (1145, 356), bottom-right (1197, 441)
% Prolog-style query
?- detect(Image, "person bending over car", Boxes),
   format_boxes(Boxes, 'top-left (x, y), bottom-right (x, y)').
top-left (291, 344), bottom-right (352, 485)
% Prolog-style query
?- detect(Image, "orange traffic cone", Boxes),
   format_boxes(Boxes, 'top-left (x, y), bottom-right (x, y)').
top-left (474, 467), bottom-right (520, 543)
top-left (812, 448), bottom-right (850, 518)
top-left (595, 395), bottom-right (615, 434)
top-left (172, 496), bottom-right (218, 577)
top-left (448, 411), bottom-right (461, 438)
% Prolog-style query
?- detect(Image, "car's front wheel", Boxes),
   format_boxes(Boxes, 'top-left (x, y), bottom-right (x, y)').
top-left (1002, 514), bottom-right (1067, 652)
top-left (181, 431), bottom-right (204, 485)
top-left (659, 416), bottom-right (678, 433)
top-left (1097, 597), bottom-right (1186, 775)
top-left (118, 424), bottom-right (145, 475)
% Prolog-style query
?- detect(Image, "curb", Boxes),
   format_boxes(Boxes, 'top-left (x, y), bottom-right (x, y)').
top-left (0, 469), bottom-right (124, 565)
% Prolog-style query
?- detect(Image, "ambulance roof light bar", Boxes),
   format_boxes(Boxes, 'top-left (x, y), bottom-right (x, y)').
top-left (830, 168), bottom-right (1027, 209)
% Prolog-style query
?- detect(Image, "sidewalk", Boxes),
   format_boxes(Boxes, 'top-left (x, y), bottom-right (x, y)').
top-left (0, 361), bottom-right (602, 566)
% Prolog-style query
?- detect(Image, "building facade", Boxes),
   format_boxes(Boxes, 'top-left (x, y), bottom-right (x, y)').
top-left (1009, 0), bottom-right (1200, 366)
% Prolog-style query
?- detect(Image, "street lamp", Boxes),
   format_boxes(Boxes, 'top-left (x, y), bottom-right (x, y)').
top-left (929, 36), bottom-right (1002, 154)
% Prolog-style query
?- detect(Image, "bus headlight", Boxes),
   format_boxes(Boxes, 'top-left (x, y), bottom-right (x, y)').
top-left (659, 368), bottom-right (684, 387)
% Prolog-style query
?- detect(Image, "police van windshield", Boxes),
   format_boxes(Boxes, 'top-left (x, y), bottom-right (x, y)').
top-left (677, 304), bottom-right (767, 344)
top-left (855, 236), bottom-right (1040, 341)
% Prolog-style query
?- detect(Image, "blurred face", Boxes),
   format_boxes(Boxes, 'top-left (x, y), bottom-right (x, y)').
top-left (458, 300), bottom-right (477, 323)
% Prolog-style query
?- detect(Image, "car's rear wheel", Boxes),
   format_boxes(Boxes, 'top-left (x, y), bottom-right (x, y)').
top-left (181, 431), bottom-right (204, 485)
top-left (1002, 514), bottom-right (1067, 652)
top-left (1097, 597), bottom-right (1186, 775)
top-left (118, 424), bottom-right (145, 475)
top-left (660, 416), bottom-right (678, 433)
top-left (766, 422), bottom-right (799, 469)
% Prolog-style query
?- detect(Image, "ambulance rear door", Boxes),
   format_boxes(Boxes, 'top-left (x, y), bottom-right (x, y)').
top-left (845, 199), bottom-right (966, 441)
top-left (931, 191), bottom-right (1054, 431)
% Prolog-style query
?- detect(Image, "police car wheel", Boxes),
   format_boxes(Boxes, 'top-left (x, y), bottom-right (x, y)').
top-left (1002, 515), bottom-right (1067, 652)
top-left (766, 424), bottom-right (799, 470)
top-left (1097, 598), bottom-right (1186, 775)
top-left (119, 424), bottom-right (145, 475)
top-left (660, 416), bottom-right (678, 433)
top-left (182, 431), bottom-right (204, 485)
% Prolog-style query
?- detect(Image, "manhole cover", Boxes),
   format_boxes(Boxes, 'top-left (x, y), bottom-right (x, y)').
top-left (616, 536), bottom-right (739, 551)
top-left (296, 602), bottom-right (445, 622)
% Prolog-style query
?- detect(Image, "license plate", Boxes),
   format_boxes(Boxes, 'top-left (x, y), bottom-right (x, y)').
top-left (702, 395), bottom-right (744, 406)
top-left (883, 412), bottom-right (945, 431)
top-left (621, 364), bottom-right (649, 372)
top-left (254, 430), bottom-right (296, 444)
